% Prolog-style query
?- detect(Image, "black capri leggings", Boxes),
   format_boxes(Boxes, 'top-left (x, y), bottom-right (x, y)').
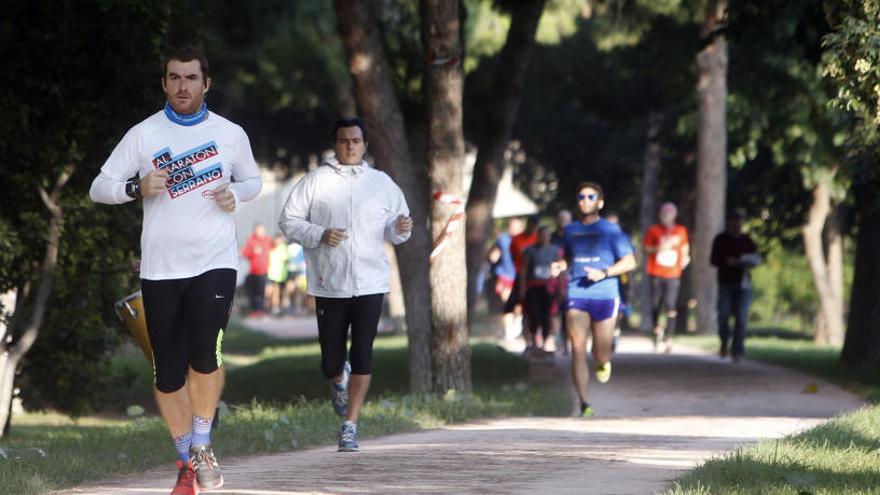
top-left (315, 294), bottom-right (384, 378)
top-left (142, 269), bottom-right (236, 393)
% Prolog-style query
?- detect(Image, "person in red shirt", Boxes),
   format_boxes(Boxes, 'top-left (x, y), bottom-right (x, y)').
top-left (643, 202), bottom-right (690, 353)
top-left (504, 215), bottom-right (540, 351)
top-left (241, 223), bottom-right (274, 318)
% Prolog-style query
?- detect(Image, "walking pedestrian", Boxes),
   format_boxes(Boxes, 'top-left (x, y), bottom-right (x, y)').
top-left (710, 208), bottom-right (759, 363)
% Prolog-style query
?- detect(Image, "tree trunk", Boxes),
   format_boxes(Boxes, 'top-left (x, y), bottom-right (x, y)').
top-left (638, 112), bottom-right (663, 332)
top-left (0, 166), bottom-right (72, 438)
top-left (421, 0), bottom-right (471, 393)
top-left (802, 180), bottom-right (844, 346)
top-left (334, 0), bottom-right (433, 392)
top-left (825, 202), bottom-right (845, 347)
top-left (693, 0), bottom-right (728, 335)
top-left (841, 179), bottom-right (880, 368)
top-left (465, 0), bottom-right (546, 325)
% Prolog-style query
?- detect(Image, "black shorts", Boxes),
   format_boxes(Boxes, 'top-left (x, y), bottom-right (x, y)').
top-left (142, 269), bottom-right (236, 393)
top-left (315, 294), bottom-right (384, 378)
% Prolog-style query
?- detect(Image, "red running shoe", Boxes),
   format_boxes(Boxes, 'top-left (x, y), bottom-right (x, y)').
top-left (171, 460), bottom-right (199, 495)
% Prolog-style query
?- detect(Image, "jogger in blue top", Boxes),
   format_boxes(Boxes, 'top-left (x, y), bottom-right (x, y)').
top-left (561, 182), bottom-right (636, 417)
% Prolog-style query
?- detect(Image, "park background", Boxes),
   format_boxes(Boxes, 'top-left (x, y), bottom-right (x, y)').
top-left (1, 1), bottom-right (880, 494)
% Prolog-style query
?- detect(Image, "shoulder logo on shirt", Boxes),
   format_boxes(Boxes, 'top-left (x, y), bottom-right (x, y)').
top-left (152, 141), bottom-right (224, 199)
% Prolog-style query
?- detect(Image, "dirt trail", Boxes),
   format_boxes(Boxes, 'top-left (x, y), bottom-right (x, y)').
top-left (59, 336), bottom-right (864, 494)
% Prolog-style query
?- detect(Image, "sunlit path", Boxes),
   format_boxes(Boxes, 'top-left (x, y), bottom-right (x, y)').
top-left (58, 336), bottom-right (863, 494)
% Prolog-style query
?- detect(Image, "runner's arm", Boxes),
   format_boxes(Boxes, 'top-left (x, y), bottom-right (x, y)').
top-left (278, 174), bottom-right (325, 249)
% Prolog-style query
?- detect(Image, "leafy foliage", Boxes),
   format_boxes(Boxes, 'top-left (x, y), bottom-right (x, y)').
top-left (0, 0), bottom-right (167, 415)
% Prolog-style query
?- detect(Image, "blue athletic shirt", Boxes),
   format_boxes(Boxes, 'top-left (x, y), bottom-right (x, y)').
top-left (563, 218), bottom-right (633, 299)
top-left (493, 233), bottom-right (516, 280)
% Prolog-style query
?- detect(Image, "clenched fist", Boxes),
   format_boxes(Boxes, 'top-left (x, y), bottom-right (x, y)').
top-left (213, 184), bottom-right (236, 213)
top-left (321, 228), bottom-right (349, 247)
top-left (395, 215), bottom-right (412, 235)
top-left (140, 169), bottom-right (168, 198)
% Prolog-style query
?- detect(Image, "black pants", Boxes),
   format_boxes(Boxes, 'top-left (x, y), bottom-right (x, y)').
top-left (650, 276), bottom-right (681, 338)
top-left (315, 294), bottom-right (384, 378)
top-left (142, 269), bottom-right (236, 393)
top-left (524, 285), bottom-right (553, 340)
top-left (245, 274), bottom-right (267, 312)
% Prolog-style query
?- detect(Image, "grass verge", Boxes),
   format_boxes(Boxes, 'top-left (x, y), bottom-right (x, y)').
top-left (665, 403), bottom-right (880, 495)
top-left (667, 332), bottom-right (880, 495)
top-left (0, 326), bottom-right (568, 494)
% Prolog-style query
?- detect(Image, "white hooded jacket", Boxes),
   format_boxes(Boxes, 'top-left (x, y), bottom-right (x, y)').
top-left (278, 157), bottom-right (411, 298)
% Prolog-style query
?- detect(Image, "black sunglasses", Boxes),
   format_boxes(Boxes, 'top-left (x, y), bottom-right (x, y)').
top-left (578, 193), bottom-right (598, 201)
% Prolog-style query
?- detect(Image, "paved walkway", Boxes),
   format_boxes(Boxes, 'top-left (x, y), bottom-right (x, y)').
top-left (59, 336), bottom-right (864, 495)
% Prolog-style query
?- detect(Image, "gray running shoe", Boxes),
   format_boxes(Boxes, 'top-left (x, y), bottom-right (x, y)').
top-left (337, 422), bottom-right (359, 452)
top-left (331, 361), bottom-right (351, 417)
top-left (190, 444), bottom-right (224, 490)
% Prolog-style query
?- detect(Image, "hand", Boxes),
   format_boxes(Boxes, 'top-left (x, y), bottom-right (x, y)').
top-left (585, 267), bottom-right (607, 282)
top-left (140, 169), bottom-right (168, 198)
top-left (213, 184), bottom-right (236, 213)
top-left (321, 228), bottom-right (349, 247)
top-left (550, 260), bottom-right (567, 278)
top-left (395, 215), bottom-right (413, 235)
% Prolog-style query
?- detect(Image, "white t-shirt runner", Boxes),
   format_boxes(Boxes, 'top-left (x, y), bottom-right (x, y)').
top-left (90, 110), bottom-right (262, 280)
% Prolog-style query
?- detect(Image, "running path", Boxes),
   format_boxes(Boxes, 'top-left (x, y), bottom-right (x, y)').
top-left (59, 336), bottom-right (864, 495)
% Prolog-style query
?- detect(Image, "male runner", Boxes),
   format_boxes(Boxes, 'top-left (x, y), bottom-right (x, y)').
top-left (562, 182), bottom-right (636, 417)
top-left (643, 202), bottom-right (690, 353)
top-left (279, 117), bottom-right (412, 452)
top-left (90, 46), bottom-right (262, 494)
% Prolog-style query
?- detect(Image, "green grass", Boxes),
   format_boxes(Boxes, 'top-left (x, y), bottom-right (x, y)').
top-left (0, 326), bottom-right (569, 494)
top-left (665, 404), bottom-right (880, 495)
top-left (667, 331), bottom-right (880, 495)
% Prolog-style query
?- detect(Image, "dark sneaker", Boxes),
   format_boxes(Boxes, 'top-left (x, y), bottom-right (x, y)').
top-left (171, 460), bottom-right (198, 495)
top-left (337, 422), bottom-right (359, 452)
top-left (331, 361), bottom-right (351, 417)
top-left (190, 445), bottom-right (223, 490)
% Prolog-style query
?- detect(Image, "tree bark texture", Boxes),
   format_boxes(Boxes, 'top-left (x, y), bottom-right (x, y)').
top-left (802, 180), bottom-right (844, 346)
top-left (464, 0), bottom-right (546, 324)
top-left (825, 203), bottom-right (845, 346)
top-left (0, 166), bottom-right (72, 437)
top-left (694, 0), bottom-right (728, 335)
top-left (841, 180), bottom-right (880, 368)
top-left (421, 0), bottom-right (471, 393)
top-left (335, 0), bottom-right (433, 392)
top-left (638, 112), bottom-right (663, 332)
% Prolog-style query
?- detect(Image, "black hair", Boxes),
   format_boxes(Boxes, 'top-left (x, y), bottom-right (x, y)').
top-left (163, 46), bottom-right (209, 80)
top-left (332, 117), bottom-right (368, 143)
top-left (577, 181), bottom-right (604, 200)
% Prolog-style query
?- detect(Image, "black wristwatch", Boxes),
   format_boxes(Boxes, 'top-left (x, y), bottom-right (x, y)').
top-left (125, 176), bottom-right (142, 199)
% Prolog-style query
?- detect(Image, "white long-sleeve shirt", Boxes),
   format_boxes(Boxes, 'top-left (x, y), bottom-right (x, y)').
top-left (279, 157), bottom-right (411, 298)
top-left (90, 110), bottom-right (262, 280)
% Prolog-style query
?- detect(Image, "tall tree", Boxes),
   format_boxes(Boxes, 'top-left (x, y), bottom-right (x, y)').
top-left (693, 0), bottom-right (728, 334)
top-left (334, 0), bottom-right (434, 392)
top-left (824, 0), bottom-right (880, 368)
top-left (464, 0), bottom-right (546, 320)
top-left (421, 0), bottom-right (471, 392)
top-left (0, 0), bottom-right (167, 429)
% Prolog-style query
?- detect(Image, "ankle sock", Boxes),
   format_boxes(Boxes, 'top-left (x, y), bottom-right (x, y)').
top-left (192, 415), bottom-right (213, 448)
top-left (174, 431), bottom-right (193, 462)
